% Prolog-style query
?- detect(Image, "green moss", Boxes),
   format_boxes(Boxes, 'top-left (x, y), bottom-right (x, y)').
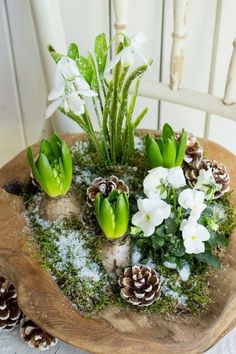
top-left (218, 192), bottom-right (236, 236)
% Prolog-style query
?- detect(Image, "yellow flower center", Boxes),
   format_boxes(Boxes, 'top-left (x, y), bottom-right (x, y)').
top-left (191, 235), bottom-right (196, 240)
top-left (145, 214), bottom-right (151, 221)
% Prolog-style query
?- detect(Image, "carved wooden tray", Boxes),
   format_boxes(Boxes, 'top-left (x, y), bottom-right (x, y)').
top-left (0, 133), bottom-right (235, 354)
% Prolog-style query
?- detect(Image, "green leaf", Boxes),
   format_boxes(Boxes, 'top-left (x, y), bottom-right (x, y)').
top-left (196, 252), bottom-right (221, 269)
top-left (94, 33), bottom-right (108, 75)
top-left (61, 141), bottom-right (72, 190)
top-left (162, 138), bottom-right (176, 168)
top-left (175, 129), bottom-right (187, 166)
top-left (114, 193), bottom-right (129, 238)
top-left (155, 224), bottom-right (165, 237)
top-left (67, 43), bottom-right (79, 60)
top-left (130, 226), bottom-right (142, 235)
top-left (27, 147), bottom-right (43, 185)
top-left (152, 235), bottom-right (165, 248)
top-left (95, 193), bottom-right (103, 223)
top-left (87, 52), bottom-right (100, 93)
top-left (99, 198), bottom-right (115, 239)
top-left (165, 218), bottom-right (178, 235)
top-left (39, 139), bottom-right (53, 159)
top-left (37, 153), bottom-right (59, 197)
top-left (146, 135), bottom-right (163, 168)
top-left (162, 123), bottom-right (175, 141)
top-left (50, 133), bottom-right (62, 158)
top-left (48, 45), bottom-right (62, 63)
top-left (77, 56), bottom-right (93, 84)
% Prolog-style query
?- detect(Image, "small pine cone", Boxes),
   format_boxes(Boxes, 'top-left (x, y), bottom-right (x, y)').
top-left (0, 276), bottom-right (22, 331)
top-left (20, 317), bottom-right (58, 351)
top-left (185, 159), bottom-right (230, 198)
top-left (176, 132), bottom-right (203, 167)
top-left (119, 265), bottom-right (161, 306)
top-left (87, 175), bottom-right (129, 206)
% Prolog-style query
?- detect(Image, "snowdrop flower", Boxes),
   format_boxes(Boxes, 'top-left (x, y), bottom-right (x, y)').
top-left (182, 220), bottom-right (210, 254)
top-left (132, 197), bottom-right (171, 237)
top-left (178, 188), bottom-right (207, 220)
top-left (106, 32), bottom-right (148, 71)
top-left (195, 169), bottom-right (221, 200)
top-left (45, 57), bottom-right (97, 119)
top-left (144, 166), bottom-right (186, 199)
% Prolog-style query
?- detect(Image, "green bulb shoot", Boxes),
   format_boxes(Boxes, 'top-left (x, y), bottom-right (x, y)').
top-left (146, 123), bottom-right (187, 168)
top-left (27, 133), bottom-right (73, 198)
top-left (95, 190), bottom-right (129, 240)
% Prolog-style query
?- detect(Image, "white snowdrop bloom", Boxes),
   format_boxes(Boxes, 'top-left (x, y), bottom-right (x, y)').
top-left (144, 166), bottom-right (186, 199)
top-left (195, 169), bottom-right (221, 200)
top-left (106, 32), bottom-right (148, 71)
top-left (46, 57), bottom-right (97, 119)
top-left (132, 197), bottom-right (171, 237)
top-left (178, 188), bottom-right (207, 220)
top-left (182, 220), bottom-right (210, 254)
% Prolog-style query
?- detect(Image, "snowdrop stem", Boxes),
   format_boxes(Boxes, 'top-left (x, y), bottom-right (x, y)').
top-left (92, 97), bottom-right (102, 129)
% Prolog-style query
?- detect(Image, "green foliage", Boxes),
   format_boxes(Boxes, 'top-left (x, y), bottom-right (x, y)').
top-left (146, 123), bottom-right (187, 168)
top-left (48, 33), bottom-right (151, 166)
top-left (95, 190), bottom-right (129, 239)
top-left (27, 133), bottom-right (72, 197)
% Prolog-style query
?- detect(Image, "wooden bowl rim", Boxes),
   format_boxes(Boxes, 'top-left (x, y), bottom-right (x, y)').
top-left (0, 131), bottom-right (236, 354)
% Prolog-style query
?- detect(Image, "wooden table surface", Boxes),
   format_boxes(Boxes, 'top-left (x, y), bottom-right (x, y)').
top-left (0, 327), bottom-right (236, 354)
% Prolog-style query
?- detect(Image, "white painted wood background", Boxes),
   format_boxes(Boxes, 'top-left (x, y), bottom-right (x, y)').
top-left (0, 0), bottom-right (236, 352)
top-left (0, 0), bottom-right (236, 167)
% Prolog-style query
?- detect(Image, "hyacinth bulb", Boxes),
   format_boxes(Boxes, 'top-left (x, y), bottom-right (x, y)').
top-left (95, 190), bottom-right (129, 240)
top-left (27, 133), bottom-right (72, 198)
top-left (146, 123), bottom-right (187, 168)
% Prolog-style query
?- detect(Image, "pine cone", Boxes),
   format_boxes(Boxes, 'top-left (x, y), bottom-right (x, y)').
top-left (176, 132), bottom-right (203, 167)
top-left (0, 276), bottom-right (22, 331)
top-left (87, 175), bottom-right (129, 206)
top-left (119, 265), bottom-right (161, 306)
top-left (20, 317), bottom-right (57, 351)
top-left (185, 159), bottom-right (230, 198)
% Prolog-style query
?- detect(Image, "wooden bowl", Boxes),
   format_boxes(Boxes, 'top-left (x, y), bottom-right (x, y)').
top-left (0, 133), bottom-right (235, 354)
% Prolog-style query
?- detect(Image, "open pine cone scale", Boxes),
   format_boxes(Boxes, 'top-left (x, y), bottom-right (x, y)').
top-left (119, 265), bottom-right (161, 306)
top-left (0, 276), bottom-right (22, 331)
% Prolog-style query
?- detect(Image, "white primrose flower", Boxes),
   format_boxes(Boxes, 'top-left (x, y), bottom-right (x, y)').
top-left (132, 197), bottom-right (171, 237)
top-left (195, 169), bottom-right (221, 200)
top-left (178, 188), bottom-right (207, 220)
top-left (144, 166), bottom-right (186, 199)
top-left (182, 220), bottom-right (210, 254)
top-left (106, 31), bottom-right (148, 71)
top-left (45, 57), bottom-right (97, 119)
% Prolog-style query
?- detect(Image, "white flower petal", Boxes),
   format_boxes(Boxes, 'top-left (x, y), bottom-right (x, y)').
top-left (78, 88), bottom-right (98, 97)
top-left (105, 52), bottom-right (123, 72)
top-left (45, 98), bottom-right (63, 119)
top-left (196, 224), bottom-right (210, 241)
top-left (121, 49), bottom-right (135, 67)
top-left (133, 46), bottom-right (148, 65)
top-left (67, 93), bottom-right (85, 116)
top-left (168, 167), bottom-right (186, 189)
top-left (75, 77), bottom-right (90, 91)
top-left (132, 31), bottom-right (147, 45)
top-left (48, 85), bottom-right (64, 101)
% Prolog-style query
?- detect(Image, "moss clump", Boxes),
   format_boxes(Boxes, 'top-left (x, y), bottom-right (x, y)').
top-left (23, 136), bottom-right (233, 318)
